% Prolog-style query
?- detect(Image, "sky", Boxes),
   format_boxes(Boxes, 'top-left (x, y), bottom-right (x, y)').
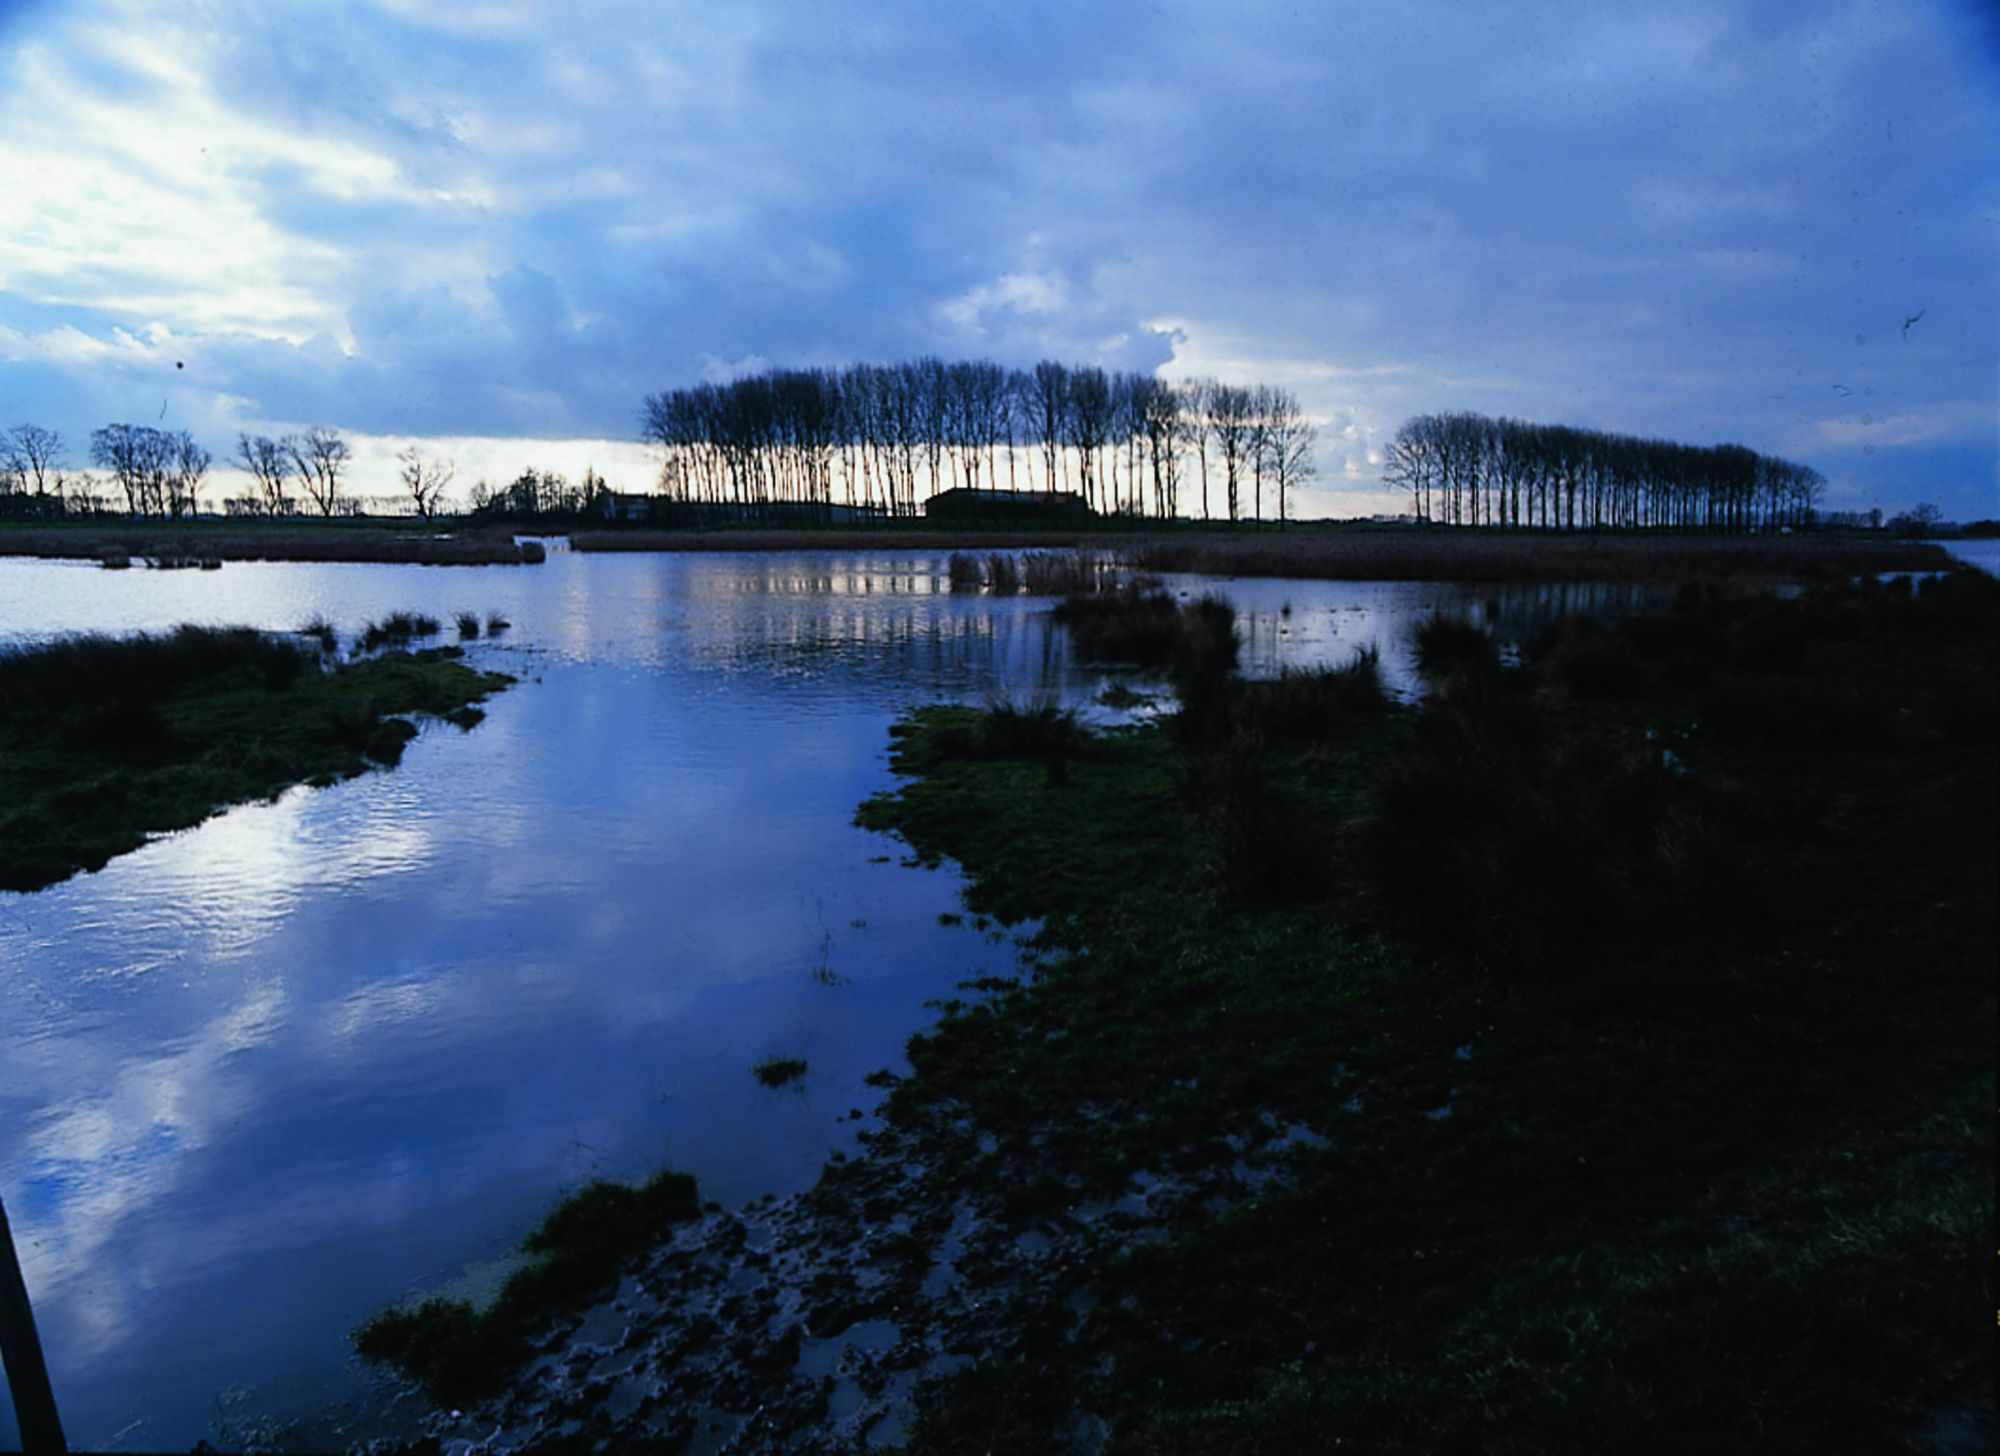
top-left (0, 0), bottom-right (1994, 520)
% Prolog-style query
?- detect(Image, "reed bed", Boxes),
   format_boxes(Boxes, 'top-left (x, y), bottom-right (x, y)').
top-left (1131, 529), bottom-right (1952, 582)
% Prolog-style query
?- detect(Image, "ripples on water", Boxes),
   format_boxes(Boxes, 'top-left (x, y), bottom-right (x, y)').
top-left (0, 547), bottom-right (1658, 1449)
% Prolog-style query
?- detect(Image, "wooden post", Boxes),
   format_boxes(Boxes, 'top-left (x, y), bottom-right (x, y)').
top-left (0, 1194), bottom-right (66, 1454)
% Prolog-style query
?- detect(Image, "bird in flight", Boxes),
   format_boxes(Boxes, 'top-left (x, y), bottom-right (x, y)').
top-left (1901, 308), bottom-right (1925, 339)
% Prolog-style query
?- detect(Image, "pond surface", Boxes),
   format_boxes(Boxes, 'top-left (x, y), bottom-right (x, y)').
top-left (0, 547), bottom-right (1628, 1450)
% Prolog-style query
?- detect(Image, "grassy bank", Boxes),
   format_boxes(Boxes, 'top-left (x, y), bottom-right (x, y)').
top-left (1131, 527), bottom-right (1952, 581)
top-left (0, 626), bottom-right (513, 891)
top-left (0, 520), bottom-right (539, 565)
top-left (849, 572), bottom-right (1994, 1451)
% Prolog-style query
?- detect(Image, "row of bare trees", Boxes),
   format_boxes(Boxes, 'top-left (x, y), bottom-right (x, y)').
top-left (1382, 413), bottom-right (1826, 533)
top-left (0, 422), bottom-right (471, 520)
top-left (640, 360), bottom-right (1317, 522)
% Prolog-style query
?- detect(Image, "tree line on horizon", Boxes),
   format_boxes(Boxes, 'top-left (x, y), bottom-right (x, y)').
top-left (640, 359), bottom-right (1317, 523)
top-left (0, 421), bottom-right (472, 521)
top-left (1382, 412), bottom-right (1827, 533)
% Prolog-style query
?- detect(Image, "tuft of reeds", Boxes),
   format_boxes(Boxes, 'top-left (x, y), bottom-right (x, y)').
top-left (1053, 586), bottom-right (1184, 667)
top-left (517, 540), bottom-right (547, 564)
top-left (486, 612), bottom-right (511, 635)
top-left (1412, 613), bottom-right (1500, 679)
top-left (300, 615), bottom-right (339, 654)
top-left (357, 612), bottom-right (443, 652)
top-left (1020, 550), bottom-right (1104, 597)
top-left (0, 626), bottom-right (311, 727)
top-left (1176, 742), bottom-right (1328, 905)
top-left (455, 612), bottom-right (482, 640)
top-left (1235, 648), bottom-right (1387, 739)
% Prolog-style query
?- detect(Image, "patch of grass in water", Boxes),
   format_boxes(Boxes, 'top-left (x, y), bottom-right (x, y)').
top-left (0, 629), bottom-right (512, 891)
top-left (354, 1169), bottom-right (701, 1406)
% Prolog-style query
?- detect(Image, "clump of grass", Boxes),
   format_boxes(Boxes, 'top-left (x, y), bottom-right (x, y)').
top-left (1358, 692), bottom-right (1721, 971)
top-left (0, 626), bottom-right (310, 725)
top-left (300, 615), bottom-right (338, 654)
top-left (357, 612), bottom-right (443, 652)
top-left (354, 1168), bottom-right (701, 1405)
top-left (1236, 647), bottom-right (1388, 739)
top-left (455, 612), bottom-right (481, 640)
top-left (1167, 594), bottom-right (1241, 744)
top-left (981, 698), bottom-right (1093, 785)
top-left (948, 552), bottom-right (983, 591)
top-left (1053, 586), bottom-right (1184, 666)
top-left (1177, 743), bottom-right (1328, 905)
top-left (517, 540), bottom-right (547, 564)
top-left (485, 612), bottom-right (511, 635)
top-left (1411, 612), bottom-right (1499, 679)
top-left (752, 1055), bottom-right (809, 1088)
top-left (984, 553), bottom-right (1021, 594)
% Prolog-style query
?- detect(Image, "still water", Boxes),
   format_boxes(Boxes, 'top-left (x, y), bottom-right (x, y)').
top-left (0, 547), bottom-right (1616, 1449)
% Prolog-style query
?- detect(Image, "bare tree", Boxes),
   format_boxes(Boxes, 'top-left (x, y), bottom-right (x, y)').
top-left (91, 423), bottom-right (174, 516)
top-left (167, 431), bottom-right (210, 518)
top-left (288, 426), bottom-right (351, 517)
top-left (1265, 391), bottom-right (1316, 526)
top-left (397, 446), bottom-right (456, 519)
top-left (235, 433), bottom-right (291, 515)
top-left (3, 425), bottom-right (63, 498)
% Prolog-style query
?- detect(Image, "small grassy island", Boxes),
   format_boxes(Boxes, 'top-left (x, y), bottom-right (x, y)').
top-left (356, 567), bottom-right (1994, 1454)
top-left (0, 622), bottom-right (513, 892)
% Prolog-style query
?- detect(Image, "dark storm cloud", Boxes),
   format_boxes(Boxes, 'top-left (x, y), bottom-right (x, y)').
top-left (0, 0), bottom-right (1992, 515)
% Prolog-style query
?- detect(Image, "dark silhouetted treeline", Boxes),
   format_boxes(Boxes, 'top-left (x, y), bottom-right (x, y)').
top-left (640, 360), bottom-right (1315, 523)
top-left (1382, 412), bottom-right (1825, 533)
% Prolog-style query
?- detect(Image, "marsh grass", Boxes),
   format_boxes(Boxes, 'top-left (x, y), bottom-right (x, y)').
top-left (0, 628), bottom-right (511, 890)
top-left (1411, 611), bottom-right (1500, 678)
top-left (455, 611), bottom-right (481, 640)
top-left (752, 1055), bottom-right (809, 1088)
top-left (1234, 648), bottom-right (1388, 739)
top-left (300, 615), bottom-right (339, 654)
top-left (358, 612), bottom-right (443, 652)
top-left (354, 1169), bottom-right (701, 1405)
top-left (857, 567), bottom-right (1996, 1450)
top-left (1130, 529), bottom-right (1952, 583)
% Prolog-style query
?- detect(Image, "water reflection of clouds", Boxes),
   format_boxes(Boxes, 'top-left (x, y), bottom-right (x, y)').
top-left (19, 977), bottom-right (289, 1356)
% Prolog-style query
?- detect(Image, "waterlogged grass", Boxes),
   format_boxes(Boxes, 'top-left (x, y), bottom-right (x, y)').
top-left (858, 572), bottom-right (1997, 1452)
top-left (354, 1170), bottom-right (701, 1406)
top-left (0, 627), bottom-right (513, 891)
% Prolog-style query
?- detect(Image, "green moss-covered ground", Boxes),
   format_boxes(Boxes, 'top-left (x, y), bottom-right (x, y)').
top-left (854, 573), bottom-right (1996, 1453)
top-left (0, 630), bottom-right (513, 891)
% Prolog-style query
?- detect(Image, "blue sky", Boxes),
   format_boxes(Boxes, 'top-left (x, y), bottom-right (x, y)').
top-left (0, 0), bottom-right (1994, 518)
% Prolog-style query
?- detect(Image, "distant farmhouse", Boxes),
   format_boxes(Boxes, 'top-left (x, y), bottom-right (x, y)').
top-left (924, 487), bottom-right (1094, 521)
top-left (600, 492), bottom-right (886, 526)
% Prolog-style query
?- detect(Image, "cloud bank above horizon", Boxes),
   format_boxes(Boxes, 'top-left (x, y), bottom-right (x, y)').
top-left (1, 0), bottom-right (1994, 518)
